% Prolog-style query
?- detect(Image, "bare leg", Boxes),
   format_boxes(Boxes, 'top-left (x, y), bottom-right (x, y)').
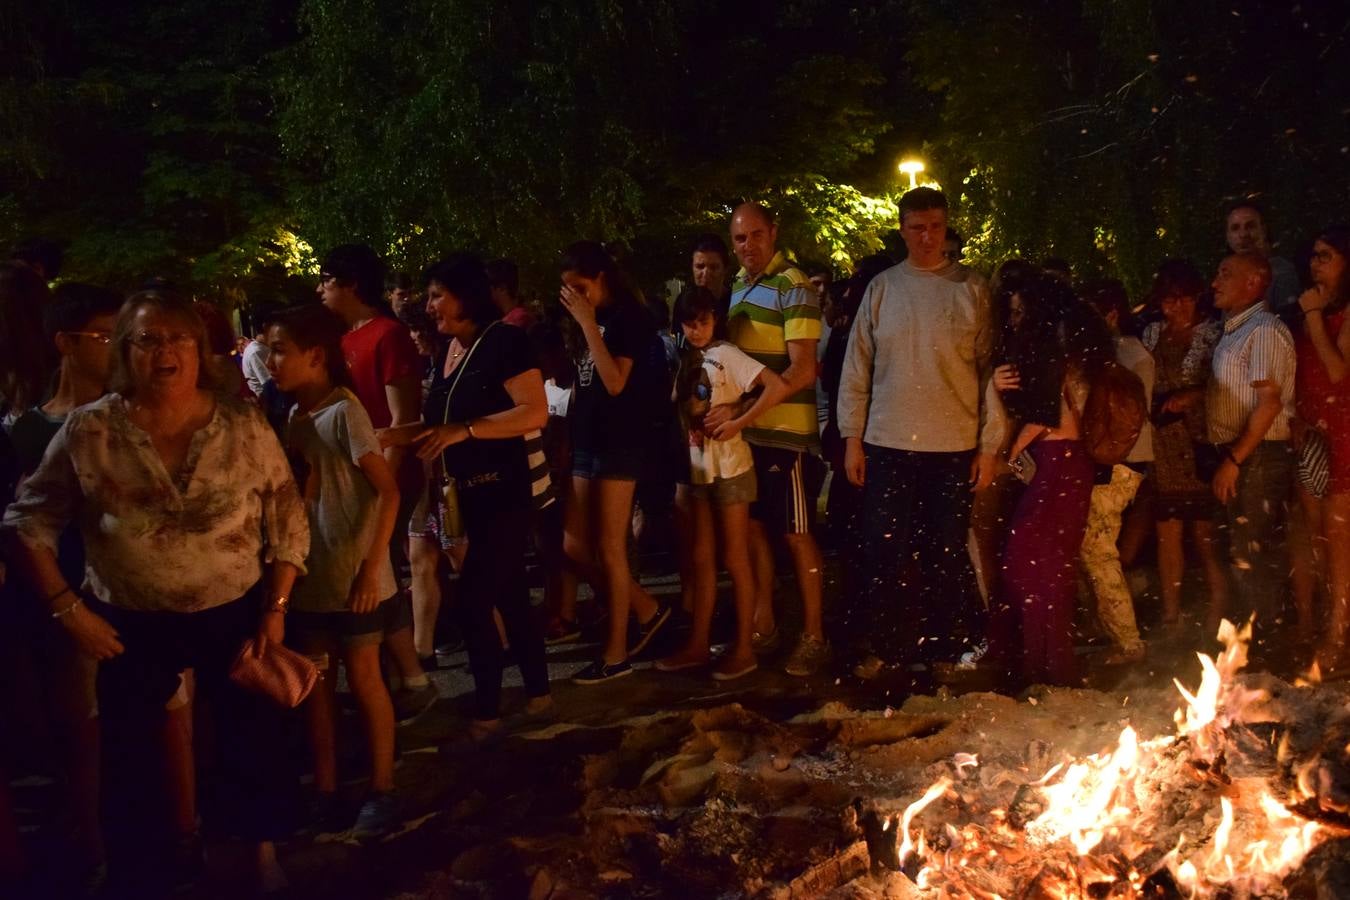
top-left (385, 626), bottom-right (424, 682)
top-left (1191, 519), bottom-right (1230, 635)
top-left (717, 501), bottom-right (756, 663)
top-left (661, 496), bottom-right (716, 666)
top-left (784, 531), bottom-right (825, 640)
top-left (302, 648), bottom-right (340, 794)
top-left (596, 478), bottom-right (657, 664)
top-left (1317, 492), bottom-right (1350, 671)
top-left (746, 519), bottom-right (776, 635)
top-left (1155, 518), bottom-right (1185, 625)
top-left (1293, 488), bottom-right (1324, 645)
top-left (408, 536), bottom-right (443, 658)
top-left (673, 483), bottom-right (697, 615)
top-left (345, 643), bottom-right (396, 792)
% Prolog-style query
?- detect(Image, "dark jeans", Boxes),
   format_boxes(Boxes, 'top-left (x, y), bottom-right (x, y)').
top-left (460, 490), bottom-right (549, 720)
top-left (856, 445), bottom-right (982, 665)
top-left (97, 590), bottom-right (301, 853)
top-left (1223, 440), bottom-right (1293, 641)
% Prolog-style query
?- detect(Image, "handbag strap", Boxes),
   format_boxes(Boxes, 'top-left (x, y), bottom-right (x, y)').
top-left (439, 320), bottom-right (500, 471)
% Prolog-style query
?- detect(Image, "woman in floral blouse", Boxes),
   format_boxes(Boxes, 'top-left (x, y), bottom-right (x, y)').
top-left (4, 290), bottom-right (309, 892)
top-left (1141, 260), bottom-right (1228, 633)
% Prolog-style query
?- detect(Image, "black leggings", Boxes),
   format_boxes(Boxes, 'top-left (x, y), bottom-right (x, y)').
top-left (460, 493), bottom-right (549, 720)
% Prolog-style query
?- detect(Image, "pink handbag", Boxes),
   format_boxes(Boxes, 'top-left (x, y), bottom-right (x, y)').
top-left (229, 634), bottom-right (318, 708)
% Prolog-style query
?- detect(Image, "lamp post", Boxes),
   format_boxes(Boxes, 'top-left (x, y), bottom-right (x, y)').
top-left (898, 159), bottom-right (925, 190)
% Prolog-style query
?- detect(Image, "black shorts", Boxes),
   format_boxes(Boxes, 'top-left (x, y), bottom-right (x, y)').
top-left (381, 589), bottom-right (413, 634)
top-left (748, 445), bottom-right (823, 536)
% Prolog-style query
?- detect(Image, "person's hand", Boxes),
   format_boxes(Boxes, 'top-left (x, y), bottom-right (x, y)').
top-left (62, 602), bottom-right (124, 660)
top-left (559, 284), bottom-right (598, 329)
top-left (348, 564), bottom-right (384, 613)
top-left (377, 423), bottom-right (424, 449)
top-left (844, 437), bottom-right (866, 487)
top-left (414, 423), bottom-right (470, 459)
top-left (258, 610), bottom-right (285, 646)
top-left (445, 541), bottom-right (468, 573)
top-left (711, 416), bottom-right (746, 442)
top-left (1162, 391), bottom-right (1198, 414)
top-left (1299, 285), bottom-right (1330, 315)
top-left (700, 403), bottom-right (738, 433)
top-left (1212, 458), bottom-right (1240, 504)
top-left (970, 452), bottom-right (997, 491)
top-left (993, 364), bottom-right (1020, 392)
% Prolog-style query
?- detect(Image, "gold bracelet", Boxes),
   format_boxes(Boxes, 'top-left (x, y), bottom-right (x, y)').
top-left (466, 421), bottom-right (478, 439)
top-left (268, 595), bottom-right (290, 614)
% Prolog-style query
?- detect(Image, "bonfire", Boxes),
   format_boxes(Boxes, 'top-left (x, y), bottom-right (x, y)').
top-left (864, 620), bottom-right (1350, 898)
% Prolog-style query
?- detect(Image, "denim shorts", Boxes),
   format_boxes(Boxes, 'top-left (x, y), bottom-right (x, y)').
top-left (572, 445), bottom-right (644, 482)
top-left (687, 467), bottom-right (757, 507)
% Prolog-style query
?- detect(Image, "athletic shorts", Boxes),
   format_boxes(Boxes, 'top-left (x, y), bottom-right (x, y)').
top-left (748, 445), bottom-right (823, 536)
top-left (290, 606), bottom-right (388, 648)
top-left (687, 467), bottom-right (757, 507)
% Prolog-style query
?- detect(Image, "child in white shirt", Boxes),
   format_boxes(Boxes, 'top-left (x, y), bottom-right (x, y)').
top-left (656, 287), bottom-right (791, 680)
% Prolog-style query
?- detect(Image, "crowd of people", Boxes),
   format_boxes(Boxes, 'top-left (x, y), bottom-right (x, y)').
top-left (0, 189), bottom-right (1346, 894)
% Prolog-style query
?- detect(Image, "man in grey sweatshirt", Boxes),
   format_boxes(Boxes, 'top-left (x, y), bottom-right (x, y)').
top-left (837, 187), bottom-right (1006, 677)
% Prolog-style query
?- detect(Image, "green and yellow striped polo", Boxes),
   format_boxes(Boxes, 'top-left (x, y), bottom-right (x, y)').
top-left (727, 251), bottom-right (822, 452)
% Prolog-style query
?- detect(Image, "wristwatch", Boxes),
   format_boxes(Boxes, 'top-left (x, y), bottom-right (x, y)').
top-left (268, 594), bottom-right (290, 614)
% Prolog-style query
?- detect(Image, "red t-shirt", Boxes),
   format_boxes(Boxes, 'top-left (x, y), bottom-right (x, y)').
top-left (502, 305), bottom-right (536, 329)
top-left (341, 316), bottom-right (421, 428)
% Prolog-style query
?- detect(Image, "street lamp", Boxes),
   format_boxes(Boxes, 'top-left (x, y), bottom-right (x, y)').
top-left (898, 159), bottom-right (925, 190)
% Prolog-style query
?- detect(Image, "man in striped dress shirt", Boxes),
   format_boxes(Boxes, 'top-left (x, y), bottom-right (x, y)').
top-left (1206, 252), bottom-right (1296, 638)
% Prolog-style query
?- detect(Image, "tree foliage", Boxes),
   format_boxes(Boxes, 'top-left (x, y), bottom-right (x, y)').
top-left (2, 0), bottom-right (1348, 301)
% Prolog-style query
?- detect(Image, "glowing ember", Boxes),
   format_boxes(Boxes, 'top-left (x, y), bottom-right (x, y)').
top-left (884, 619), bottom-right (1331, 897)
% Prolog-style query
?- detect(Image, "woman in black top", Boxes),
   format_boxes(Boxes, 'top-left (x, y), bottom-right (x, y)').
top-left (558, 242), bottom-right (672, 684)
top-left (385, 254), bottom-right (551, 745)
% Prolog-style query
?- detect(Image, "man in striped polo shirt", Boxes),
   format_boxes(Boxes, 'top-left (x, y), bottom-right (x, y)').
top-left (1206, 252), bottom-right (1296, 640)
top-left (704, 202), bottom-right (828, 676)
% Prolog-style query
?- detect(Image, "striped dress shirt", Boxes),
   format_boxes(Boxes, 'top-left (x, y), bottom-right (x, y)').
top-left (1206, 302), bottom-right (1295, 444)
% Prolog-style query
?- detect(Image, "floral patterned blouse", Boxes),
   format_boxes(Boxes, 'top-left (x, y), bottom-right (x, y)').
top-left (4, 393), bottom-right (309, 613)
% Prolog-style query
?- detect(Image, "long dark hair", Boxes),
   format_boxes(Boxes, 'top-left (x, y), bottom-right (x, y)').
top-left (0, 261), bottom-right (54, 412)
top-left (1003, 275), bottom-right (1112, 427)
top-left (558, 241), bottom-right (641, 360)
top-left (267, 303), bottom-right (354, 390)
top-left (1313, 225), bottom-right (1350, 314)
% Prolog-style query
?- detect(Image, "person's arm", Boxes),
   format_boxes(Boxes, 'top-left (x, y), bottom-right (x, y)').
top-left (415, 368), bottom-right (549, 458)
top-left (3, 421), bottom-right (123, 658)
top-left (713, 365), bottom-right (790, 441)
top-left (972, 281), bottom-right (1002, 488)
top-left (1212, 379), bottom-right (1283, 503)
top-left (1008, 422), bottom-right (1049, 461)
top-left (559, 286), bottom-right (636, 396)
top-left (348, 450), bottom-right (400, 613)
top-left (1299, 287), bottom-right (1350, 384)
top-left (382, 373), bottom-right (422, 470)
top-left (837, 285), bottom-right (878, 487)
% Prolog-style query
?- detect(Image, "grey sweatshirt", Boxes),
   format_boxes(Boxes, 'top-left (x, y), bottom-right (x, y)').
top-left (837, 260), bottom-right (1006, 454)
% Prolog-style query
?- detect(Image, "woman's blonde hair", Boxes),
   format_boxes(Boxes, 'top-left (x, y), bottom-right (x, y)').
top-left (108, 289), bottom-right (222, 396)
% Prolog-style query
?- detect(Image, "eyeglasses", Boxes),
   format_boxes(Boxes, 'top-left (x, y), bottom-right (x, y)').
top-left (63, 331), bottom-right (112, 345)
top-left (318, 273), bottom-right (337, 285)
top-left (1311, 249), bottom-right (1339, 264)
top-left (129, 331), bottom-right (197, 352)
